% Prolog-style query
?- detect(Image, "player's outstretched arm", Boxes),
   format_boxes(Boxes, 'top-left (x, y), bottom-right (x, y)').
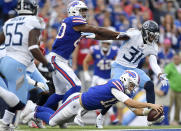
top-left (111, 88), bottom-right (163, 112)
top-left (74, 24), bottom-right (129, 40)
top-left (28, 29), bottom-right (54, 72)
top-left (124, 99), bottom-right (163, 113)
top-left (0, 32), bottom-right (5, 45)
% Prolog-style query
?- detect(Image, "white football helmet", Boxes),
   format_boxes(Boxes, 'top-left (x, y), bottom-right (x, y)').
top-left (100, 40), bottom-right (112, 52)
top-left (120, 70), bottom-right (140, 95)
top-left (67, 1), bottom-right (88, 18)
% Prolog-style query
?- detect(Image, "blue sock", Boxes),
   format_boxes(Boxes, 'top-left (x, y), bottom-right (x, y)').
top-left (35, 106), bottom-right (55, 124)
top-left (43, 93), bottom-right (63, 108)
top-left (62, 86), bottom-right (81, 103)
top-left (144, 81), bottom-right (155, 104)
top-left (36, 106), bottom-right (55, 114)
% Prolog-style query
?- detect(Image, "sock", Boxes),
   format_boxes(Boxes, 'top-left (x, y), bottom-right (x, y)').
top-left (35, 112), bottom-right (52, 124)
top-left (8, 101), bottom-right (25, 113)
top-left (36, 106), bottom-right (55, 114)
top-left (62, 86), bottom-right (81, 103)
top-left (0, 87), bottom-right (19, 107)
top-left (144, 81), bottom-right (155, 104)
top-left (43, 93), bottom-right (63, 108)
top-left (101, 106), bottom-right (111, 115)
top-left (2, 110), bottom-right (15, 125)
top-left (35, 106), bottom-right (55, 124)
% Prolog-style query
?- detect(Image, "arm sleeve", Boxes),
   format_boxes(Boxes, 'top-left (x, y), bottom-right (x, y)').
top-left (149, 55), bottom-right (162, 76)
top-left (111, 88), bottom-right (129, 103)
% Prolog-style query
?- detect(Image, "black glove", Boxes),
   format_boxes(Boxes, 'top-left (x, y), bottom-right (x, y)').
top-left (45, 63), bottom-right (54, 72)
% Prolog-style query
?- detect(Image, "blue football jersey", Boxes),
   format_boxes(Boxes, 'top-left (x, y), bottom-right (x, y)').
top-left (90, 45), bottom-right (118, 79)
top-left (52, 16), bottom-right (87, 60)
top-left (81, 79), bottom-right (125, 110)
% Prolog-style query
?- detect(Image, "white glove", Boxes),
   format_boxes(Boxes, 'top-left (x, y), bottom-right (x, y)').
top-left (147, 115), bottom-right (165, 126)
top-left (159, 73), bottom-right (168, 87)
top-left (81, 32), bottom-right (95, 39)
top-left (83, 71), bottom-right (91, 82)
top-left (26, 75), bottom-right (48, 92)
top-left (36, 82), bottom-right (48, 92)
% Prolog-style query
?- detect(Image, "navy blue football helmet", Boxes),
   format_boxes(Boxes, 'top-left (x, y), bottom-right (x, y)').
top-left (141, 20), bottom-right (159, 44)
top-left (16, 0), bottom-right (38, 15)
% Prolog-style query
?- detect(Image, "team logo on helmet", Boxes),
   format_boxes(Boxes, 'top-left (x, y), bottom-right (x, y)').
top-left (142, 21), bottom-right (149, 29)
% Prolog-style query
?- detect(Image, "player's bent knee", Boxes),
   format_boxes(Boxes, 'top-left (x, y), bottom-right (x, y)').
top-left (49, 119), bottom-right (57, 127)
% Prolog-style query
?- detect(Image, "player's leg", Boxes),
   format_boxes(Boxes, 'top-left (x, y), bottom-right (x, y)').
top-left (0, 56), bottom-right (29, 104)
top-left (133, 68), bottom-right (155, 104)
top-left (48, 93), bottom-right (81, 126)
top-left (44, 56), bottom-right (81, 107)
top-left (0, 83), bottom-right (25, 130)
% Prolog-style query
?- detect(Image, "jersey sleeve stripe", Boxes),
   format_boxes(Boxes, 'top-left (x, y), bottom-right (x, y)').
top-left (115, 81), bottom-right (124, 91)
top-left (51, 56), bottom-right (76, 87)
top-left (73, 17), bottom-right (85, 20)
top-left (72, 20), bottom-right (87, 23)
top-left (112, 82), bottom-right (122, 91)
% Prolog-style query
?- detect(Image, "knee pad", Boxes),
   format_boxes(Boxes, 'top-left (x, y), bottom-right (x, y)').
top-left (62, 86), bottom-right (81, 103)
top-left (49, 119), bottom-right (57, 127)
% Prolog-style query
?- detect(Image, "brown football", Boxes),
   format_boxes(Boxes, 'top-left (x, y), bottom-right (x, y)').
top-left (147, 109), bottom-right (163, 121)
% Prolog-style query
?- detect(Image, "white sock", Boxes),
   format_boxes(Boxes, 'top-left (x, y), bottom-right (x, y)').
top-left (2, 110), bottom-right (15, 125)
top-left (0, 87), bottom-right (19, 107)
top-left (107, 107), bottom-right (114, 115)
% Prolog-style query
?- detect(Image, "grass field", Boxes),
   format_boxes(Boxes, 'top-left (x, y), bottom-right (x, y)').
top-left (17, 125), bottom-right (181, 131)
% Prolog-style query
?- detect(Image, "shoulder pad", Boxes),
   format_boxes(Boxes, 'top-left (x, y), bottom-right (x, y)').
top-left (26, 16), bottom-right (46, 30)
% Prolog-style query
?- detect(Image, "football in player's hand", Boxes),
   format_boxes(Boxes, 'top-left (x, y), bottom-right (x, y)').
top-left (147, 109), bottom-right (163, 121)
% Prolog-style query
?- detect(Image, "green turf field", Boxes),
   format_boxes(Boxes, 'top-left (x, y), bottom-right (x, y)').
top-left (17, 125), bottom-right (181, 131)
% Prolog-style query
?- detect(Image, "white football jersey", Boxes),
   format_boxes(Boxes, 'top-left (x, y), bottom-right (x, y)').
top-left (3, 15), bottom-right (45, 66)
top-left (115, 28), bottom-right (158, 68)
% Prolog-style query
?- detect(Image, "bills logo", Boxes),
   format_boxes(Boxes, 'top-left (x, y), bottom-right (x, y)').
top-left (71, 1), bottom-right (79, 7)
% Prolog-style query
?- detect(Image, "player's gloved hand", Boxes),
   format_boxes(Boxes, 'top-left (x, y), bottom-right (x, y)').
top-left (81, 32), bottom-right (96, 39)
top-left (83, 71), bottom-right (91, 82)
top-left (147, 115), bottom-right (165, 126)
top-left (116, 32), bottom-right (130, 40)
top-left (36, 82), bottom-right (48, 92)
top-left (45, 62), bottom-right (54, 72)
top-left (159, 73), bottom-right (169, 94)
